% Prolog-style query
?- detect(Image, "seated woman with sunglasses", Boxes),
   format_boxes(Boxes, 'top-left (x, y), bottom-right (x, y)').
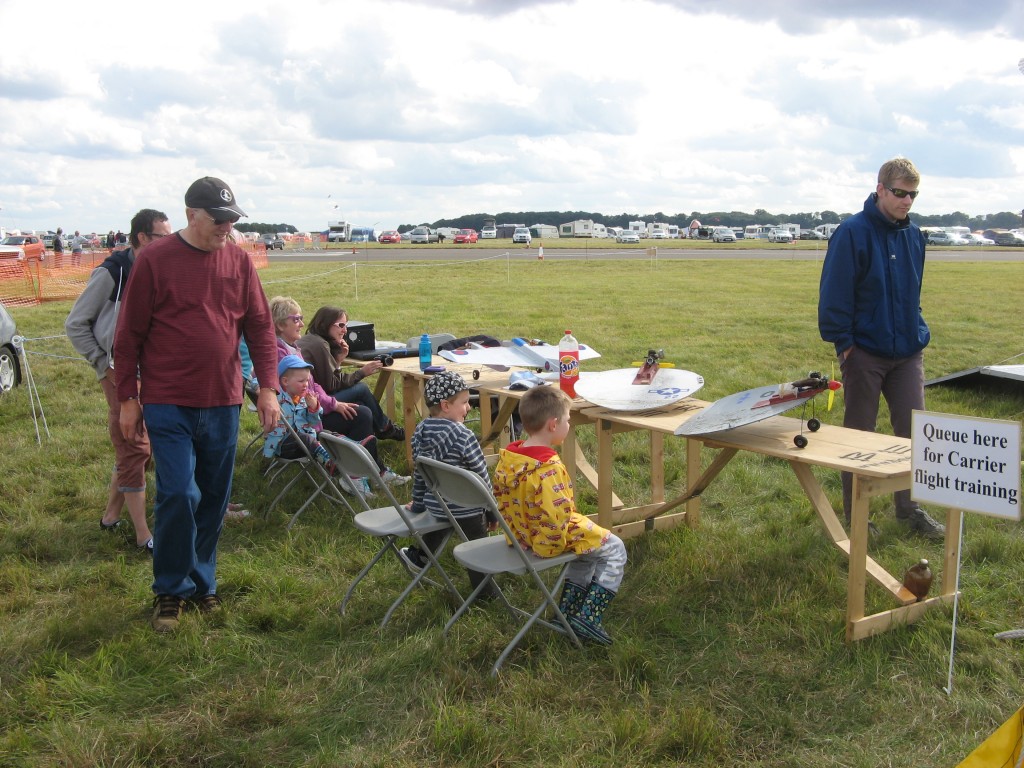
top-left (296, 305), bottom-right (406, 444)
top-left (268, 297), bottom-right (408, 486)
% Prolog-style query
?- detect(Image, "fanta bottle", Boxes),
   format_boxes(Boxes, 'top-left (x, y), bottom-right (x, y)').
top-left (558, 330), bottom-right (580, 398)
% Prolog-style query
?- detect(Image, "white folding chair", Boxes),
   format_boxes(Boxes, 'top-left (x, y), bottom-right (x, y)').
top-left (265, 420), bottom-right (356, 530)
top-left (321, 432), bottom-right (462, 628)
top-left (415, 456), bottom-right (583, 676)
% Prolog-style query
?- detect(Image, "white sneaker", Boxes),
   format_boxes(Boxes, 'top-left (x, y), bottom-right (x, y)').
top-left (340, 475), bottom-right (372, 496)
top-left (381, 469), bottom-right (410, 486)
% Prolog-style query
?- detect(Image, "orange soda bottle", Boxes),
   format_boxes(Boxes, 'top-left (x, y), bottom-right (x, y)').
top-left (558, 329), bottom-right (580, 397)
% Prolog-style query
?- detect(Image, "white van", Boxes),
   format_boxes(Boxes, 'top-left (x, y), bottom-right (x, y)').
top-left (480, 225), bottom-right (497, 239)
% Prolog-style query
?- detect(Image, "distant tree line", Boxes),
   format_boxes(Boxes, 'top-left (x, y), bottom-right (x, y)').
top-left (400, 208), bottom-right (1024, 233)
top-left (235, 223), bottom-right (298, 235)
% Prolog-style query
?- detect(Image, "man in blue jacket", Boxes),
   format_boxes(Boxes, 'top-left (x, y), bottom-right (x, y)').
top-left (818, 157), bottom-right (944, 539)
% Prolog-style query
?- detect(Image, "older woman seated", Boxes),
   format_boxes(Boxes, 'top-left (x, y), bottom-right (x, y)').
top-left (268, 296), bottom-right (408, 485)
top-left (297, 305), bottom-right (404, 442)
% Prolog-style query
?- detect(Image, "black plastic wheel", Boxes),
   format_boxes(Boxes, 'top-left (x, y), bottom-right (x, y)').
top-left (794, 434), bottom-right (808, 449)
top-left (472, 369), bottom-right (480, 381)
top-left (807, 418), bottom-right (821, 432)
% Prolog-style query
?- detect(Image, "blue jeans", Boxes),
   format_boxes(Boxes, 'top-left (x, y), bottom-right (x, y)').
top-left (144, 404), bottom-right (240, 598)
top-left (333, 381), bottom-right (388, 432)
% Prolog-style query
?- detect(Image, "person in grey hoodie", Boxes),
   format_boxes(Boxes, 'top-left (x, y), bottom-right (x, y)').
top-left (65, 209), bottom-right (171, 553)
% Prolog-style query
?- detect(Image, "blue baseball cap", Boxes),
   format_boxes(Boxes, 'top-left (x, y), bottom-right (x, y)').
top-left (278, 354), bottom-right (314, 377)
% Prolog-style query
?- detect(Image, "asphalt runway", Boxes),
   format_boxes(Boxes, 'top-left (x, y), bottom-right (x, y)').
top-left (269, 246), bottom-right (1024, 264)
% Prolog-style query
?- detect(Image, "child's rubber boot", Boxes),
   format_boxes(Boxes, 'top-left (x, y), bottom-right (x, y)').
top-left (568, 581), bottom-right (616, 646)
top-left (557, 581), bottom-right (587, 619)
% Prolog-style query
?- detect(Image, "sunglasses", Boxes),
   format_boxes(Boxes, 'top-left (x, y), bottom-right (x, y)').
top-left (332, 322), bottom-right (348, 329)
top-left (886, 186), bottom-right (919, 200)
top-left (286, 315), bottom-right (303, 323)
top-left (201, 210), bottom-right (240, 226)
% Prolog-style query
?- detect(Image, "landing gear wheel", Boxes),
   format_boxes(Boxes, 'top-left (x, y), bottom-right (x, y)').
top-left (472, 369), bottom-right (480, 381)
top-left (807, 418), bottom-right (821, 432)
top-left (794, 434), bottom-right (808, 449)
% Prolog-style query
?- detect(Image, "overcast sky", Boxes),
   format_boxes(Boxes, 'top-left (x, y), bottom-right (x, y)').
top-left (2, 0), bottom-right (1023, 234)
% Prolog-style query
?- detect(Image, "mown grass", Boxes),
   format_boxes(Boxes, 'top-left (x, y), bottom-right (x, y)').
top-left (1, 255), bottom-right (1022, 767)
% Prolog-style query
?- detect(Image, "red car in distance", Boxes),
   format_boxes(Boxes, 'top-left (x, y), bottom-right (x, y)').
top-left (377, 230), bottom-right (402, 243)
top-left (453, 228), bottom-right (478, 244)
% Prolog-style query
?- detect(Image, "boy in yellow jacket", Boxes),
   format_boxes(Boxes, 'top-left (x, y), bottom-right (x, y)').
top-left (493, 385), bottom-right (627, 645)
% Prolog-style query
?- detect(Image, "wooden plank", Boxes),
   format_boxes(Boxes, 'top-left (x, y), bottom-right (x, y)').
top-left (848, 593), bottom-right (959, 641)
top-left (613, 511), bottom-right (690, 539)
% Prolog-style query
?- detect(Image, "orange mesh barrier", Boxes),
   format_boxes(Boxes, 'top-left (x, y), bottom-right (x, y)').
top-left (1, 246), bottom-right (268, 306)
top-left (0, 259), bottom-right (39, 306)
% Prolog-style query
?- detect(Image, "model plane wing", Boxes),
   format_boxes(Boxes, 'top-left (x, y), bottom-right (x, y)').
top-left (675, 377), bottom-right (839, 436)
top-left (439, 338), bottom-right (600, 371)
top-left (575, 367), bottom-right (704, 411)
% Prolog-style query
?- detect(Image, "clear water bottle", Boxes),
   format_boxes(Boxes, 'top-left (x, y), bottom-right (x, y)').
top-left (558, 329), bottom-right (579, 397)
top-left (419, 333), bottom-right (432, 371)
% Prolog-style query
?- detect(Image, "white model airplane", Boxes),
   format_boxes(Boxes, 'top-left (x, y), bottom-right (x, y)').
top-left (438, 337), bottom-right (601, 372)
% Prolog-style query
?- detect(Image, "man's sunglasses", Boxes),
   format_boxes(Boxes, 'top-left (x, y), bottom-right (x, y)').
top-left (202, 210), bottom-right (240, 226)
top-left (886, 186), bottom-right (919, 200)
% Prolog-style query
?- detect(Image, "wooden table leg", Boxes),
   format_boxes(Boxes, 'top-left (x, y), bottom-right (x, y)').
top-left (845, 473), bottom-right (869, 642)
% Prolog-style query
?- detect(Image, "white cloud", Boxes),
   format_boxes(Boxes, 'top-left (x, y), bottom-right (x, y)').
top-left (1, 0), bottom-right (1023, 234)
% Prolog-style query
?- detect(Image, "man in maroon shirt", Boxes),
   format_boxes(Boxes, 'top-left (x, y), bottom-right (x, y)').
top-left (114, 176), bottom-right (281, 632)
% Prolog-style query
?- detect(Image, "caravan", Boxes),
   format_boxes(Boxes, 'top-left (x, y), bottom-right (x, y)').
top-left (328, 221), bottom-right (351, 242)
top-left (814, 223), bottom-right (840, 240)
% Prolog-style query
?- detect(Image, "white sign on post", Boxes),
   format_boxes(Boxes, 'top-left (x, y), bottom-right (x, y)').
top-left (912, 410), bottom-right (1021, 520)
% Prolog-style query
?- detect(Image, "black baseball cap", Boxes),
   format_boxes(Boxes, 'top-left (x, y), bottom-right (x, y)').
top-left (184, 176), bottom-right (247, 219)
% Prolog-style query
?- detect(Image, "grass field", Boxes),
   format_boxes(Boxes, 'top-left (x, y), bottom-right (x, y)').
top-left (1, 256), bottom-right (1022, 767)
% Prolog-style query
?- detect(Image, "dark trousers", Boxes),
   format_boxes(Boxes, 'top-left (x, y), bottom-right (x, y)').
top-left (839, 347), bottom-right (924, 519)
top-left (417, 512), bottom-right (491, 591)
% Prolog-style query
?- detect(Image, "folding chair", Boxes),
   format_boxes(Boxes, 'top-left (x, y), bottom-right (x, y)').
top-left (321, 432), bottom-right (462, 628)
top-left (265, 420), bottom-right (356, 530)
top-left (415, 456), bottom-right (582, 676)
top-left (240, 387), bottom-right (265, 461)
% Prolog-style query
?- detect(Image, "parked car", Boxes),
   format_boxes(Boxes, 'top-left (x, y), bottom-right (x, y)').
top-left (962, 233), bottom-right (994, 246)
top-left (0, 300), bottom-right (21, 391)
top-left (409, 227), bottom-right (439, 244)
top-left (453, 228), bottom-right (478, 244)
top-left (992, 231), bottom-right (1024, 246)
top-left (650, 231), bottom-right (669, 239)
top-left (512, 227), bottom-right (532, 245)
top-left (480, 226), bottom-right (497, 239)
top-left (261, 234), bottom-right (284, 250)
top-left (800, 229), bottom-right (829, 240)
top-left (926, 231), bottom-right (967, 246)
top-left (399, 230), bottom-right (412, 242)
top-left (767, 229), bottom-right (793, 243)
top-left (377, 230), bottom-right (402, 244)
top-left (712, 227), bottom-right (736, 243)
top-left (616, 230), bottom-right (641, 244)
top-left (0, 235), bottom-right (45, 261)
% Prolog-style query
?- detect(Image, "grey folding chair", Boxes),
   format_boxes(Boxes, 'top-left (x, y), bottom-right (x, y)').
top-left (415, 456), bottom-right (583, 676)
top-left (265, 420), bottom-right (355, 530)
top-left (321, 432), bottom-right (462, 628)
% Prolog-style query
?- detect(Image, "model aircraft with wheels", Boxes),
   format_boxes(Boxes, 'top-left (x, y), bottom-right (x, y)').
top-left (572, 349), bottom-right (704, 411)
top-left (675, 371), bottom-right (841, 448)
top-left (438, 336), bottom-right (600, 375)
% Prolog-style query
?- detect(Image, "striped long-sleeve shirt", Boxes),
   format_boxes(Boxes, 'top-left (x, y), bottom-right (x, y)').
top-left (410, 417), bottom-right (491, 520)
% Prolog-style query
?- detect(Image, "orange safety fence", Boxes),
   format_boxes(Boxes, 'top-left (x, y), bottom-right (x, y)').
top-left (0, 244), bottom-right (268, 307)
